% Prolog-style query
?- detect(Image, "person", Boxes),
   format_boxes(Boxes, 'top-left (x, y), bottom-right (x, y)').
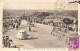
top-left (4, 36), bottom-right (9, 47)
top-left (29, 25), bottom-right (31, 32)
top-left (2, 36), bottom-right (6, 47)
top-left (51, 23), bottom-right (55, 35)
top-left (16, 29), bottom-right (28, 40)
top-left (7, 39), bottom-right (16, 48)
top-left (15, 22), bottom-right (18, 29)
top-left (7, 39), bottom-right (10, 48)
top-left (13, 23), bottom-right (15, 29)
top-left (16, 22), bottom-right (18, 30)
top-left (11, 20), bottom-right (13, 28)
top-left (18, 21), bottom-right (20, 26)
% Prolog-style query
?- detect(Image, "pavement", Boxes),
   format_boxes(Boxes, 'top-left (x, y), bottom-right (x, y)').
top-left (3, 20), bottom-right (68, 48)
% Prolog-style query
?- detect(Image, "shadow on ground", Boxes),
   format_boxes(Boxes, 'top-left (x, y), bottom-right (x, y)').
top-left (21, 37), bottom-right (38, 40)
top-left (31, 30), bottom-right (38, 32)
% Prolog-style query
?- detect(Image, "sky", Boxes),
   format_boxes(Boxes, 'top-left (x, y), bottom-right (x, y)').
top-left (3, 0), bottom-right (78, 10)
top-left (2, 0), bottom-right (78, 2)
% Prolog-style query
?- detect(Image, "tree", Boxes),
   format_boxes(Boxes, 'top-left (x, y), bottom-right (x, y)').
top-left (63, 18), bottom-right (73, 32)
top-left (75, 20), bottom-right (78, 32)
top-left (75, 20), bottom-right (78, 25)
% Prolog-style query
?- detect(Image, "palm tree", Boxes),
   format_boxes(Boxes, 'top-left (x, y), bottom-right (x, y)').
top-left (63, 18), bottom-right (73, 33)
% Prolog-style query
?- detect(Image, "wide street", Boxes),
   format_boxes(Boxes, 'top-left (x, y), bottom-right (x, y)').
top-left (4, 20), bottom-right (68, 48)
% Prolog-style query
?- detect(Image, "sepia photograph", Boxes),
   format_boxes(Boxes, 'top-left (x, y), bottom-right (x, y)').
top-left (2, 0), bottom-right (79, 48)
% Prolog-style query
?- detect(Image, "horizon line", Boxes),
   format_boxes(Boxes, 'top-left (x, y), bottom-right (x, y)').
top-left (3, 9), bottom-right (78, 11)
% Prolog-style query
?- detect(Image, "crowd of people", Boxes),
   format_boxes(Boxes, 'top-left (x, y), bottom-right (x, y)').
top-left (3, 17), bottom-right (22, 33)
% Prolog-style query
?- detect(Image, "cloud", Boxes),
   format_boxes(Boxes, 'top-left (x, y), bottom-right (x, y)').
top-left (3, 0), bottom-right (78, 10)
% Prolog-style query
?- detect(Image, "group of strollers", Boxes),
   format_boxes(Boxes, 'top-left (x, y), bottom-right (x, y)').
top-left (3, 29), bottom-right (29, 48)
top-left (2, 36), bottom-right (16, 48)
